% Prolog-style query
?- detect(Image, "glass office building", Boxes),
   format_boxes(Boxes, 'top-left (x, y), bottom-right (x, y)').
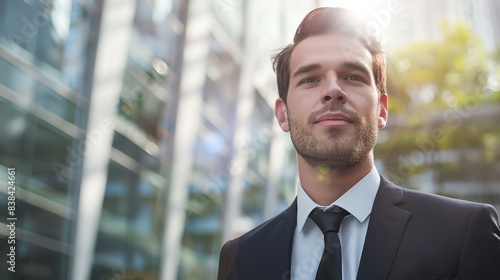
top-left (0, 1), bottom-right (498, 280)
top-left (0, 0), bottom-right (307, 279)
top-left (0, 0), bottom-right (101, 279)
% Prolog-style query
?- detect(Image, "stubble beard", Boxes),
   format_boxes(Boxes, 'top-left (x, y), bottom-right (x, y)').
top-left (288, 106), bottom-right (379, 172)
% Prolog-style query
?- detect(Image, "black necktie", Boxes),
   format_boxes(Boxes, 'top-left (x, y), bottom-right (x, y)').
top-left (309, 207), bottom-right (349, 280)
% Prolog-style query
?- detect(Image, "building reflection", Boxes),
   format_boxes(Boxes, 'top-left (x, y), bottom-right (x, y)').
top-left (0, 0), bottom-right (498, 280)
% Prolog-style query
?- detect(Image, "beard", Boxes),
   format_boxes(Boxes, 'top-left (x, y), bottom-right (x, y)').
top-left (288, 104), bottom-right (379, 171)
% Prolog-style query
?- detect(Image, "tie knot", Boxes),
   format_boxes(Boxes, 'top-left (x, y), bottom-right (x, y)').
top-left (309, 207), bottom-right (349, 234)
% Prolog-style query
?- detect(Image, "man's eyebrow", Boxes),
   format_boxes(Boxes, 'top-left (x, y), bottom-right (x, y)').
top-left (343, 61), bottom-right (371, 77)
top-left (292, 62), bottom-right (371, 79)
top-left (292, 63), bottom-right (321, 78)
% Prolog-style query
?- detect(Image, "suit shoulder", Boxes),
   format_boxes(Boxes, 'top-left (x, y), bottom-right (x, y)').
top-left (221, 200), bottom-right (297, 248)
top-left (401, 186), bottom-right (490, 210)
top-left (384, 179), bottom-right (498, 221)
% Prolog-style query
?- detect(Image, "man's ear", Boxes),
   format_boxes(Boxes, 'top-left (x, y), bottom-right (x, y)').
top-left (275, 98), bottom-right (290, 132)
top-left (378, 93), bottom-right (388, 129)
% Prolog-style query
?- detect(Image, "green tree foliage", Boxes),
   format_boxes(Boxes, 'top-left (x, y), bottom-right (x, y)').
top-left (377, 20), bottom-right (500, 190)
top-left (386, 20), bottom-right (499, 115)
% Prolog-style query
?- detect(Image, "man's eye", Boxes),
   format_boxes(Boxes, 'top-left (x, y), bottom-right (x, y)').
top-left (299, 77), bottom-right (319, 85)
top-left (345, 75), bottom-right (364, 82)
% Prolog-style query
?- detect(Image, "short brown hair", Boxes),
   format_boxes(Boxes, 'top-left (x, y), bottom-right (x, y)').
top-left (272, 7), bottom-right (387, 103)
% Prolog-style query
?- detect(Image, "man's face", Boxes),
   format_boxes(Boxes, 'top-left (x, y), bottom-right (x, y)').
top-left (275, 33), bottom-right (388, 170)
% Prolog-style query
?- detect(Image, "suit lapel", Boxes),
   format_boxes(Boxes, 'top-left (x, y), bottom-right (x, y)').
top-left (234, 199), bottom-right (297, 280)
top-left (263, 199), bottom-right (297, 279)
top-left (356, 176), bottom-right (411, 280)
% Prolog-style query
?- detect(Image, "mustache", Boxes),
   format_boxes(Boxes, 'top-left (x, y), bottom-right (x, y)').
top-left (307, 104), bottom-right (361, 124)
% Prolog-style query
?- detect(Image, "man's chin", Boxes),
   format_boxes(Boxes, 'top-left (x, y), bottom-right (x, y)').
top-left (299, 149), bottom-right (357, 167)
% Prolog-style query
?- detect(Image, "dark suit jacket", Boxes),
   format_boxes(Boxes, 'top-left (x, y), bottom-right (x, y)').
top-left (217, 176), bottom-right (500, 280)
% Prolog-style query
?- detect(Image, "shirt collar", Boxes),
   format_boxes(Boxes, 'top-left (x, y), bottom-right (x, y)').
top-left (296, 167), bottom-right (380, 233)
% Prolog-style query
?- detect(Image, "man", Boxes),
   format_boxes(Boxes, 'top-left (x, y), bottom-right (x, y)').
top-left (217, 7), bottom-right (500, 280)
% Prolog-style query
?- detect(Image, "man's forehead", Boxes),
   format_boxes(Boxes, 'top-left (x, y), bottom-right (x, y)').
top-left (290, 34), bottom-right (372, 72)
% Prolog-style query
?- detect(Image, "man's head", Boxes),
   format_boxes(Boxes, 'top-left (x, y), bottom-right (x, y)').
top-left (273, 7), bottom-right (387, 104)
top-left (273, 7), bottom-right (388, 171)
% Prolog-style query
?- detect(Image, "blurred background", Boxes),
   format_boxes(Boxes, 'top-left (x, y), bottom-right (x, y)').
top-left (0, 0), bottom-right (499, 279)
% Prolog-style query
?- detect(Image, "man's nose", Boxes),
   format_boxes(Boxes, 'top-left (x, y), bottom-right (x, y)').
top-left (321, 76), bottom-right (347, 104)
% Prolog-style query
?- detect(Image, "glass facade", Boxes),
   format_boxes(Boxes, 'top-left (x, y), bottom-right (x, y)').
top-left (1, 0), bottom-right (498, 280)
top-left (0, 0), bottom-right (301, 279)
top-left (0, 0), bottom-right (99, 278)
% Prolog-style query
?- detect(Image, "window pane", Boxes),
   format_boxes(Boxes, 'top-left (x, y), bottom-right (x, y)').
top-left (0, 240), bottom-right (69, 280)
top-left (94, 162), bottom-right (162, 277)
top-left (29, 120), bottom-right (73, 205)
top-left (0, 57), bottom-right (36, 97)
top-left (101, 162), bottom-right (161, 238)
top-left (118, 71), bottom-right (165, 141)
top-left (0, 99), bottom-right (27, 168)
top-left (0, 193), bottom-right (70, 242)
top-left (112, 132), bottom-right (161, 172)
top-left (92, 232), bottom-right (160, 279)
top-left (0, 0), bottom-right (97, 92)
top-left (36, 83), bottom-right (78, 123)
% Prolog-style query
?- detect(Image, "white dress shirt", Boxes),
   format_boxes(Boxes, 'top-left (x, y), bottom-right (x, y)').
top-left (291, 167), bottom-right (380, 280)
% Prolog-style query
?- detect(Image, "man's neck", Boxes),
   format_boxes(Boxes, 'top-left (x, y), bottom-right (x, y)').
top-left (297, 153), bottom-right (374, 206)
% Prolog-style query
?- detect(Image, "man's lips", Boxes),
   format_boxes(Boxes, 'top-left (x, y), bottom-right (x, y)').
top-left (313, 113), bottom-right (353, 125)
